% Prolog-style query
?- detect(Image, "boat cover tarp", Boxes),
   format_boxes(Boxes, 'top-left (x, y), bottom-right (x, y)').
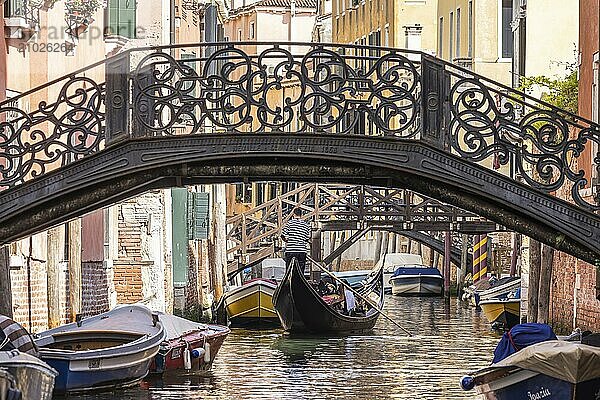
top-left (492, 323), bottom-right (557, 363)
top-left (158, 313), bottom-right (208, 341)
top-left (378, 253), bottom-right (423, 270)
top-left (392, 267), bottom-right (442, 277)
top-left (494, 340), bottom-right (600, 384)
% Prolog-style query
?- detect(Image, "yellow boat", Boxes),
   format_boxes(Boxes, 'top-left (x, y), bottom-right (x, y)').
top-left (479, 298), bottom-right (520, 330)
top-left (222, 278), bottom-right (279, 327)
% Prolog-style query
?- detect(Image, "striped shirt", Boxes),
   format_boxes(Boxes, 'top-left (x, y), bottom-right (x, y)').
top-left (282, 218), bottom-right (311, 253)
top-left (0, 316), bottom-right (38, 356)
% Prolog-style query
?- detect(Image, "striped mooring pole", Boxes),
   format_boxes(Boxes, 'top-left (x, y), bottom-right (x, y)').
top-left (473, 235), bottom-right (489, 282)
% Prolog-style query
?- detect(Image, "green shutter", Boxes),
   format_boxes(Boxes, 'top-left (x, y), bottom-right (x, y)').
top-left (109, 0), bottom-right (136, 39)
top-left (171, 188), bottom-right (189, 286)
top-left (193, 192), bottom-right (210, 240)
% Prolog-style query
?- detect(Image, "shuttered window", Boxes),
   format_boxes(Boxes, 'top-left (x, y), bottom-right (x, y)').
top-left (109, 0), bottom-right (136, 39)
top-left (187, 192), bottom-right (210, 240)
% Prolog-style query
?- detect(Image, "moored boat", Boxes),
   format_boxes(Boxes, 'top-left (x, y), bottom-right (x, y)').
top-left (273, 260), bottom-right (384, 334)
top-left (222, 278), bottom-right (279, 326)
top-left (0, 351), bottom-right (57, 400)
top-left (151, 314), bottom-right (230, 374)
top-left (376, 253), bottom-right (425, 294)
top-left (389, 265), bottom-right (443, 296)
top-left (479, 291), bottom-right (521, 331)
top-left (460, 340), bottom-right (600, 399)
top-left (464, 276), bottom-right (521, 307)
top-left (221, 258), bottom-right (285, 327)
top-left (34, 304), bottom-right (165, 394)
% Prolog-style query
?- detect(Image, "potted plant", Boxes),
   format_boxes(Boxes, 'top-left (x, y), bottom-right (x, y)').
top-left (65, 0), bottom-right (101, 38)
top-left (30, 0), bottom-right (59, 11)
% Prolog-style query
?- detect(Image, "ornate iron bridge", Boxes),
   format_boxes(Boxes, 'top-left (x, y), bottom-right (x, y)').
top-left (0, 42), bottom-right (599, 264)
top-left (225, 183), bottom-right (484, 274)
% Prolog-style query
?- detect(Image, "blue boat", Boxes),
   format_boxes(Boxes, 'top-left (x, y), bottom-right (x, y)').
top-left (34, 304), bottom-right (165, 394)
top-left (461, 324), bottom-right (600, 399)
top-left (389, 265), bottom-right (443, 296)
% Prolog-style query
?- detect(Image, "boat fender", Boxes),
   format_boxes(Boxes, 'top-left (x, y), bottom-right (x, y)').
top-left (184, 348), bottom-right (192, 370)
top-left (459, 376), bottom-right (475, 391)
top-left (203, 342), bottom-right (211, 363)
top-left (191, 348), bottom-right (206, 359)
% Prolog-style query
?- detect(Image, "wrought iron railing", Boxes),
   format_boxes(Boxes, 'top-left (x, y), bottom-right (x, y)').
top-left (0, 58), bottom-right (106, 189)
top-left (441, 59), bottom-right (600, 210)
top-left (0, 42), bottom-right (599, 213)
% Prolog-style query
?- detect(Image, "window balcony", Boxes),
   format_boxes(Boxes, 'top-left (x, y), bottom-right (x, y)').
top-left (3, 0), bottom-right (38, 48)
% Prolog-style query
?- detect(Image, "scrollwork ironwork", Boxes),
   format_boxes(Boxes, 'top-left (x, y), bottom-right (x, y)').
top-left (447, 70), bottom-right (600, 211)
top-left (0, 76), bottom-right (105, 188)
top-left (131, 44), bottom-right (422, 137)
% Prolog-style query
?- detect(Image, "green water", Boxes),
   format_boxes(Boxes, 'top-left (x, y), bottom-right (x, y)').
top-left (65, 296), bottom-right (500, 399)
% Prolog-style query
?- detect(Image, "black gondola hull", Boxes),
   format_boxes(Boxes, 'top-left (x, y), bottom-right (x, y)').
top-left (273, 263), bottom-right (384, 334)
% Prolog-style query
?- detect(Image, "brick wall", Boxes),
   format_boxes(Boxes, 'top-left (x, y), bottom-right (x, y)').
top-left (10, 259), bottom-right (49, 333)
top-left (81, 261), bottom-right (110, 317)
top-left (548, 123), bottom-right (600, 332)
top-left (550, 251), bottom-right (600, 332)
top-left (113, 261), bottom-right (145, 304)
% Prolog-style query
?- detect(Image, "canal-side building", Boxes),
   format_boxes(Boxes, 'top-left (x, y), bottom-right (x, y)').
top-left (332, 0), bottom-right (437, 55)
top-left (548, 0), bottom-right (599, 333)
top-left (0, 0), bottom-right (231, 332)
top-left (2, 0), bottom-right (108, 332)
top-left (312, 0), bottom-right (332, 43)
top-left (437, 0), bottom-right (512, 84)
top-left (510, 0), bottom-right (579, 88)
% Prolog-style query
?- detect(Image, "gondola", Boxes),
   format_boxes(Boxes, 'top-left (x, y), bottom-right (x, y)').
top-left (272, 260), bottom-right (384, 334)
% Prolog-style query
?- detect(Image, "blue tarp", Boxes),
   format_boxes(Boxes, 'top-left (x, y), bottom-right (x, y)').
top-left (492, 323), bottom-right (557, 364)
top-left (391, 267), bottom-right (442, 277)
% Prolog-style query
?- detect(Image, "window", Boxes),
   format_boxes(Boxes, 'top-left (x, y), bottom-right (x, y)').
top-left (449, 12), bottom-right (454, 61)
top-left (108, 0), bottom-right (137, 39)
top-left (500, 0), bottom-right (513, 58)
top-left (384, 25), bottom-right (389, 47)
top-left (238, 29), bottom-right (242, 41)
top-left (4, 0), bottom-right (26, 18)
top-left (250, 22), bottom-right (255, 39)
top-left (438, 17), bottom-right (443, 58)
top-left (468, 1), bottom-right (473, 57)
top-left (456, 8), bottom-right (461, 59)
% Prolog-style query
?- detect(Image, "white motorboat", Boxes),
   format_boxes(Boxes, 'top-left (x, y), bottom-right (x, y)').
top-left (0, 350), bottom-right (57, 400)
top-left (389, 265), bottom-right (444, 296)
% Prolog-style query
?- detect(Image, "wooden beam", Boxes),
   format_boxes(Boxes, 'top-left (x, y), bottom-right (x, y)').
top-left (537, 244), bottom-right (554, 324)
top-left (0, 245), bottom-right (13, 318)
top-left (322, 227), bottom-right (371, 265)
top-left (47, 226), bottom-right (63, 328)
top-left (527, 239), bottom-right (541, 323)
top-left (68, 219), bottom-right (82, 322)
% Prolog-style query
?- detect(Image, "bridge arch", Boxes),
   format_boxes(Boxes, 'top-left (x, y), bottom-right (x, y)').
top-left (0, 133), bottom-right (598, 264)
top-left (0, 43), bottom-right (599, 264)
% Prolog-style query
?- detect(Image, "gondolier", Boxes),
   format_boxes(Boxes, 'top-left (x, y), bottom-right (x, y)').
top-left (282, 208), bottom-right (311, 273)
top-left (0, 315), bottom-right (38, 356)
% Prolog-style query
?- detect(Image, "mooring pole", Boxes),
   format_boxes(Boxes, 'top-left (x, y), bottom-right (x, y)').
top-left (459, 234), bottom-right (468, 299)
top-left (444, 231), bottom-right (451, 299)
top-left (510, 233), bottom-right (519, 277)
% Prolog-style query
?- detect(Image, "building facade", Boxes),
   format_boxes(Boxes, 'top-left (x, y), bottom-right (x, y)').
top-left (437, 0), bottom-right (512, 84)
top-left (548, 0), bottom-right (599, 333)
top-left (332, 0), bottom-right (437, 55)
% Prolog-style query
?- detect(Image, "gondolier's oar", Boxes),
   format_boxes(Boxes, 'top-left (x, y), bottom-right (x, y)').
top-left (306, 255), bottom-right (412, 337)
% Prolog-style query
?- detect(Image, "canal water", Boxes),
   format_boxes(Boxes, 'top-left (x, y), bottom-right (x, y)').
top-left (64, 297), bottom-right (500, 399)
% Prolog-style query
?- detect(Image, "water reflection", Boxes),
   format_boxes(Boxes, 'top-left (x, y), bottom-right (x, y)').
top-left (63, 297), bottom-right (500, 399)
